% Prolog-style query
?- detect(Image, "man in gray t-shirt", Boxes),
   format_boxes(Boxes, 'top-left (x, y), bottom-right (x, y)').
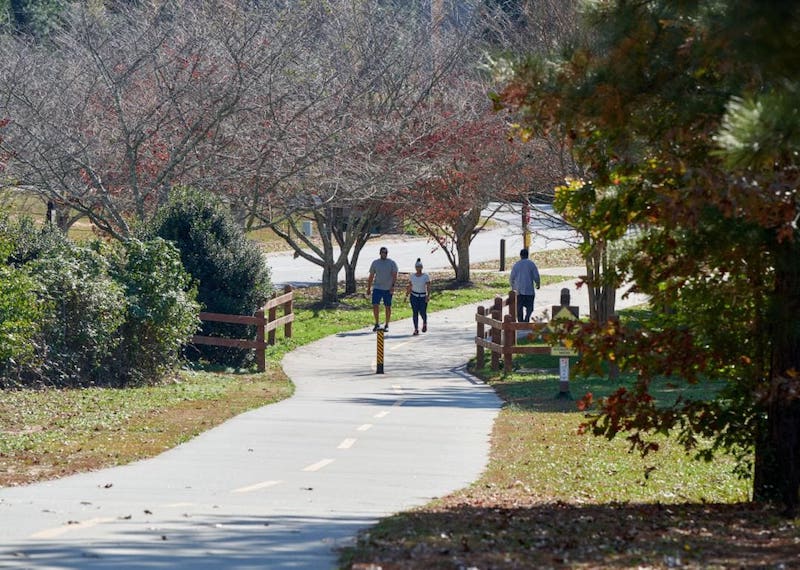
top-left (510, 248), bottom-right (541, 322)
top-left (366, 246), bottom-right (399, 331)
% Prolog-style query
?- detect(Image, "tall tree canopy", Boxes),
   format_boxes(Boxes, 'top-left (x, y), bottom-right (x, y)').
top-left (494, 0), bottom-right (800, 514)
top-left (0, 0), bottom-right (510, 304)
top-left (0, 1), bottom-right (317, 240)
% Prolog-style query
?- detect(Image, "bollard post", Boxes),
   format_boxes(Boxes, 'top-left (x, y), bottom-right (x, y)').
top-left (552, 288), bottom-right (579, 400)
top-left (499, 239), bottom-right (506, 272)
top-left (558, 357), bottom-right (570, 398)
top-left (376, 329), bottom-right (385, 374)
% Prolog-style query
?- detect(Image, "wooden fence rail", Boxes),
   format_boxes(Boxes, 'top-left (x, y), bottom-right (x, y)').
top-left (475, 289), bottom-right (579, 374)
top-left (192, 284), bottom-right (294, 372)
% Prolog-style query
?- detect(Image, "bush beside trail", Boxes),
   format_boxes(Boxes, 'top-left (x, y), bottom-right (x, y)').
top-left (0, 215), bottom-right (198, 387)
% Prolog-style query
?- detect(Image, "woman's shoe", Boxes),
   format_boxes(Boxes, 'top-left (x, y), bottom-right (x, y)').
top-left (413, 330), bottom-right (419, 335)
top-left (421, 323), bottom-right (427, 332)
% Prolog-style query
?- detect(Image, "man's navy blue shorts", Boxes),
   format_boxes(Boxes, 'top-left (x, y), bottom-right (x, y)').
top-left (371, 289), bottom-right (393, 306)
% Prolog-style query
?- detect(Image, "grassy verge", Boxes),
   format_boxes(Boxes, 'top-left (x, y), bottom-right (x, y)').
top-left (0, 371), bottom-right (293, 485)
top-left (338, 340), bottom-right (800, 569)
top-left (0, 251), bottom-right (570, 487)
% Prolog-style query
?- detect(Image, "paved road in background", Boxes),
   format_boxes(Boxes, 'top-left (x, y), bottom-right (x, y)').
top-left (267, 203), bottom-right (579, 287)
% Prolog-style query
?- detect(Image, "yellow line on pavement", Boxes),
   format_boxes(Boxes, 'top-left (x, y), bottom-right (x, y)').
top-left (389, 339), bottom-right (415, 351)
top-left (302, 459), bottom-right (335, 472)
top-left (338, 438), bottom-right (357, 449)
top-left (231, 480), bottom-right (283, 494)
top-left (31, 517), bottom-right (116, 539)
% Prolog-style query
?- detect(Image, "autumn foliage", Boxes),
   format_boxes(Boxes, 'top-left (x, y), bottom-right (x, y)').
top-left (494, 0), bottom-right (800, 514)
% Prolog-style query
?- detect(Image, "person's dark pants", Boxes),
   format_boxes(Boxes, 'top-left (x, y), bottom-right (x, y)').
top-left (410, 294), bottom-right (428, 330)
top-left (517, 294), bottom-right (534, 322)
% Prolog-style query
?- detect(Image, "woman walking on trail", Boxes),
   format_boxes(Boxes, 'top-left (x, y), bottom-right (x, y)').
top-left (405, 258), bottom-right (431, 335)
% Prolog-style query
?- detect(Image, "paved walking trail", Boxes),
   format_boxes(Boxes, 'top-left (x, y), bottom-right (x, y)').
top-left (0, 271), bottom-right (646, 569)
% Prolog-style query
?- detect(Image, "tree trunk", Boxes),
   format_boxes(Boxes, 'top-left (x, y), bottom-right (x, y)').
top-left (455, 236), bottom-right (471, 283)
top-left (753, 415), bottom-right (781, 503)
top-left (344, 233), bottom-right (369, 295)
top-left (757, 240), bottom-right (800, 515)
top-left (584, 238), bottom-right (617, 323)
top-left (321, 264), bottom-right (340, 305)
top-left (343, 262), bottom-right (357, 295)
top-left (452, 205), bottom-right (481, 283)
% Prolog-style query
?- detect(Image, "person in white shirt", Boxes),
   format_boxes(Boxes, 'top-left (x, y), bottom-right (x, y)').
top-left (404, 258), bottom-right (431, 335)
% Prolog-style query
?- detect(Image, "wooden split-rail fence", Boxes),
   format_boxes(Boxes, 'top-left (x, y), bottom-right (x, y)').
top-left (192, 284), bottom-right (295, 372)
top-left (475, 288), bottom-right (579, 375)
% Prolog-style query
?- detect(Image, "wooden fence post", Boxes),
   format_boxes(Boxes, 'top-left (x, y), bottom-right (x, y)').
top-left (476, 305), bottom-right (486, 370)
top-left (491, 297), bottom-right (503, 370)
top-left (503, 314), bottom-right (515, 373)
top-left (267, 291), bottom-right (278, 345)
top-left (255, 308), bottom-right (266, 372)
top-left (283, 284), bottom-right (293, 339)
top-left (508, 289), bottom-right (517, 323)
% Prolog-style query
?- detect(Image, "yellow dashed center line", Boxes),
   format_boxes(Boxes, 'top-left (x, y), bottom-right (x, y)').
top-left (31, 517), bottom-right (116, 540)
top-left (231, 480), bottom-right (283, 494)
top-left (302, 459), bottom-right (335, 472)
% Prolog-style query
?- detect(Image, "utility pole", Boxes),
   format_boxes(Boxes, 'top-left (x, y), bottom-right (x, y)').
top-left (522, 201), bottom-right (531, 249)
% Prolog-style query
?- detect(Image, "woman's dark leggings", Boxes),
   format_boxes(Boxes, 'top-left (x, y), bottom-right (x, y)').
top-left (410, 294), bottom-right (427, 330)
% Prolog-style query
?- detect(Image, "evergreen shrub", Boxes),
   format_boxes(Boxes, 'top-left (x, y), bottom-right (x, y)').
top-left (107, 237), bottom-right (200, 385)
top-left (0, 230), bottom-right (43, 384)
top-left (145, 187), bottom-right (271, 367)
top-left (0, 216), bottom-right (199, 387)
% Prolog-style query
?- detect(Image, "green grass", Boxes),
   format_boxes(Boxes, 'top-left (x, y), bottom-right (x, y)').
top-left (0, 370), bottom-right (295, 484)
top-left (481, 378), bottom-right (746, 505)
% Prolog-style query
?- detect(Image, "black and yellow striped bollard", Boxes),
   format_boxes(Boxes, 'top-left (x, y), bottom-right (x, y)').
top-left (376, 329), bottom-right (385, 374)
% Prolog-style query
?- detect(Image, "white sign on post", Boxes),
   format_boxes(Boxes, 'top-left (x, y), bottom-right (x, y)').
top-left (556, 356), bottom-right (571, 399)
top-left (559, 357), bottom-right (569, 383)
